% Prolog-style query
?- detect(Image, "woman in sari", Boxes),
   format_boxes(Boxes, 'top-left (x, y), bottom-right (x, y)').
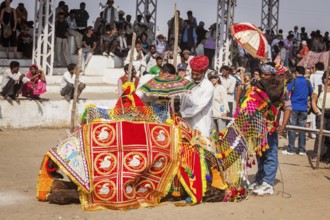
top-left (22, 64), bottom-right (46, 99)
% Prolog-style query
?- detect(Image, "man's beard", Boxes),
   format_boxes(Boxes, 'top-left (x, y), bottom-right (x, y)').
top-left (193, 79), bottom-right (203, 84)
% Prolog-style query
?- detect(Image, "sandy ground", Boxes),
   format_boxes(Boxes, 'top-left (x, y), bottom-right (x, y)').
top-left (0, 128), bottom-right (330, 220)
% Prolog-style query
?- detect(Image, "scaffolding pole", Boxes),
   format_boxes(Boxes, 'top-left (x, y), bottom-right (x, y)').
top-left (261, 0), bottom-right (280, 33)
top-left (214, 0), bottom-right (236, 70)
top-left (32, 0), bottom-right (55, 75)
top-left (136, 0), bottom-right (158, 35)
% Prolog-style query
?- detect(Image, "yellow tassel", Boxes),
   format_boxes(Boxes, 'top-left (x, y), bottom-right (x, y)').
top-left (211, 167), bottom-right (228, 190)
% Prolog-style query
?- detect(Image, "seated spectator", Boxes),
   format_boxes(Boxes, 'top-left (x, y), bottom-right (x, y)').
top-left (66, 9), bottom-right (83, 52)
top-left (0, 61), bottom-right (29, 103)
top-left (144, 44), bottom-right (159, 72)
top-left (177, 63), bottom-right (188, 78)
top-left (117, 64), bottom-right (140, 97)
top-left (148, 56), bottom-right (163, 75)
top-left (17, 25), bottom-right (33, 58)
top-left (181, 49), bottom-right (194, 74)
top-left (55, 12), bottom-right (71, 66)
top-left (21, 64), bottom-right (46, 100)
top-left (81, 26), bottom-right (97, 72)
top-left (60, 63), bottom-right (86, 101)
top-left (100, 25), bottom-right (118, 56)
top-left (115, 30), bottom-right (130, 58)
top-left (152, 34), bottom-right (167, 56)
top-left (140, 32), bottom-right (149, 55)
top-left (124, 41), bottom-right (146, 76)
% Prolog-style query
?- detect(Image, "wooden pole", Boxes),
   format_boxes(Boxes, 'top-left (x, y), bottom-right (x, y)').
top-left (173, 4), bottom-right (179, 69)
top-left (70, 48), bottom-right (82, 132)
top-left (316, 52), bottom-right (330, 170)
top-left (128, 32), bottom-right (137, 82)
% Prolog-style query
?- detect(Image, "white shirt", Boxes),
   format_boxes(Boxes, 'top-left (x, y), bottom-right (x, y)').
top-left (0, 69), bottom-right (29, 92)
top-left (66, 16), bottom-right (77, 29)
top-left (60, 71), bottom-right (83, 90)
top-left (220, 74), bottom-right (236, 102)
top-left (103, 7), bottom-right (118, 24)
top-left (180, 77), bottom-right (214, 137)
top-left (310, 70), bottom-right (324, 89)
top-left (212, 84), bottom-right (230, 117)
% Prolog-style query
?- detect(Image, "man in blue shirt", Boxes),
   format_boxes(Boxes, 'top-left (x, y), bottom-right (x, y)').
top-left (282, 66), bottom-right (312, 156)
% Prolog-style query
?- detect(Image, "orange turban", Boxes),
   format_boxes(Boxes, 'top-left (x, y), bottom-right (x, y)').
top-left (190, 55), bottom-right (209, 72)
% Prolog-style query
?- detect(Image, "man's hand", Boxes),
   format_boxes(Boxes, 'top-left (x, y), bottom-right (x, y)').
top-left (277, 124), bottom-right (285, 136)
top-left (19, 74), bottom-right (25, 80)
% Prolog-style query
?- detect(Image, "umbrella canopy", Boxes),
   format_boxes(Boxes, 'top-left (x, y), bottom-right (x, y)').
top-left (230, 22), bottom-right (268, 60)
top-left (139, 73), bottom-right (196, 97)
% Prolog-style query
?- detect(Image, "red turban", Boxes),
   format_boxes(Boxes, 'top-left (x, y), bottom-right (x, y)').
top-left (190, 55), bottom-right (209, 72)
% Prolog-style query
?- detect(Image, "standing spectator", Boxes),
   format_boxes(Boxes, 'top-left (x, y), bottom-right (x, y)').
top-left (145, 13), bottom-right (155, 45)
top-left (54, 12), bottom-right (70, 66)
top-left (116, 10), bottom-right (125, 31)
top-left (55, 1), bottom-right (65, 20)
top-left (81, 26), bottom-right (97, 73)
top-left (310, 32), bottom-right (319, 52)
top-left (115, 30), bottom-right (129, 58)
top-left (0, 61), bottom-right (29, 103)
top-left (75, 2), bottom-right (89, 34)
top-left (283, 34), bottom-right (294, 67)
top-left (310, 62), bottom-right (325, 89)
top-left (180, 56), bottom-right (213, 137)
top-left (94, 12), bottom-right (106, 38)
top-left (17, 25), bottom-right (33, 58)
top-left (15, 3), bottom-right (27, 31)
top-left (297, 40), bottom-right (309, 60)
top-left (124, 41), bottom-right (146, 76)
top-left (292, 25), bottom-right (301, 45)
top-left (0, 0), bottom-right (17, 59)
top-left (186, 10), bottom-right (197, 27)
top-left (204, 24), bottom-right (216, 68)
top-left (66, 9), bottom-right (83, 52)
top-left (100, 25), bottom-right (118, 56)
top-left (282, 66), bottom-right (312, 156)
top-left (60, 63), bottom-right (86, 101)
top-left (180, 20), bottom-right (197, 52)
top-left (278, 41), bottom-right (286, 65)
top-left (167, 10), bottom-right (184, 41)
top-left (102, 0), bottom-right (118, 28)
top-left (311, 72), bottom-right (330, 162)
top-left (195, 21), bottom-right (207, 46)
top-left (133, 15), bottom-right (147, 37)
top-left (219, 65), bottom-right (236, 117)
top-left (300, 27), bottom-right (308, 42)
top-left (208, 72), bottom-right (229, 132)
top-left (124, 15), bottom-right (133, 45)
top-left (21, 64), bottom-right (47, 100)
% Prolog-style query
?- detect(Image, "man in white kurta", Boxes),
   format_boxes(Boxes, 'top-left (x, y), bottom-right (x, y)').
top-left (180, 55), bottom-right (214, 137)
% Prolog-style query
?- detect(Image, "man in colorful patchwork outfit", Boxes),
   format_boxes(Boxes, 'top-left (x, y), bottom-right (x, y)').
top-left (251, 64), bottom-right (292, 195)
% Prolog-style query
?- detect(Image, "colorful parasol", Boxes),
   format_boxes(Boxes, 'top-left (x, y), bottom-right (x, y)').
top-left (139, 73), bottom-right (196, 97)
top-left (230, 22), bottom-right (268, 60)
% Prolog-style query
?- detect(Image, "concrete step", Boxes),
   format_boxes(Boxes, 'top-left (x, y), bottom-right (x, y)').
top-left (0, 51), bottom-right (23, 58)
top-left (0, 97), bottom-right (117, 128)
top-left (0, 58), bottom-right (32, 67)
top-left (46, 83), bottom-right (117, 94)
